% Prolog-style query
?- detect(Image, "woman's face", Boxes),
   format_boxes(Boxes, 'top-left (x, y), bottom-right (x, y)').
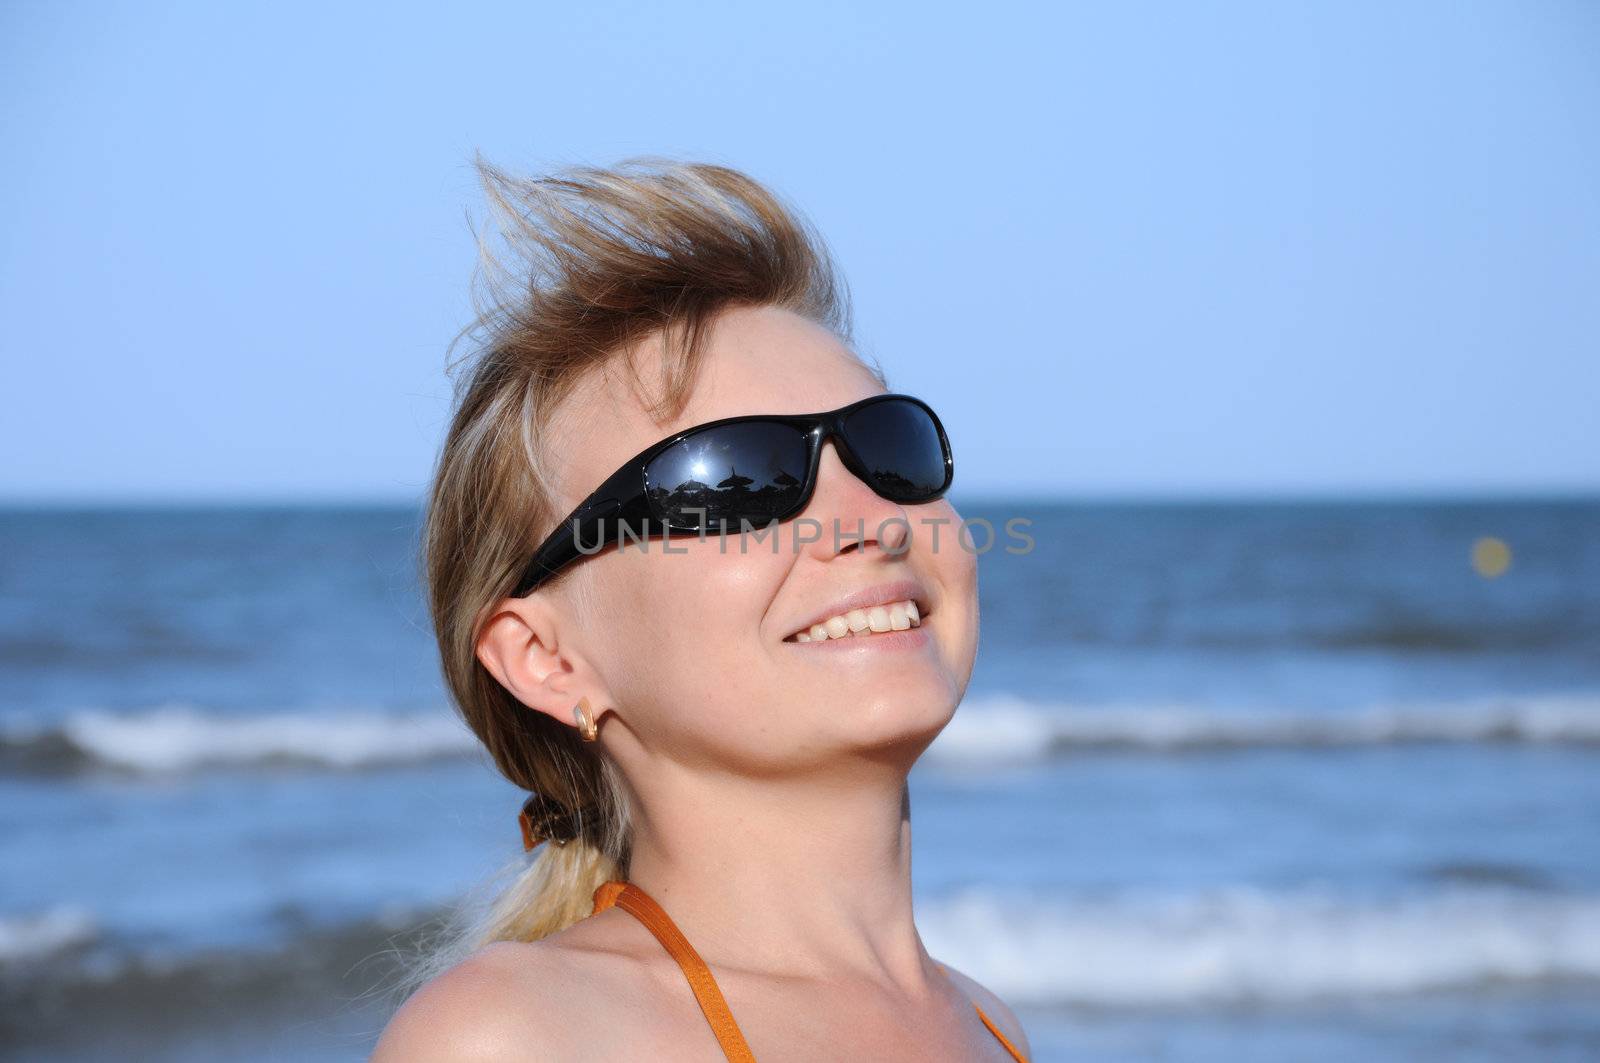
top-left (537, 304), bottom-right (979, 775)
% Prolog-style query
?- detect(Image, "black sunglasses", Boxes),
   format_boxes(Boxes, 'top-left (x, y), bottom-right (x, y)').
top-left (512, 393), bottom-right (954, 596)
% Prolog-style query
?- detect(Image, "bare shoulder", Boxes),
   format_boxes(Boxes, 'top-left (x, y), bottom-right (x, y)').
top-left (371, 911), bottom-right (674, 1063)
top-left (939, 961), bottom-right (1032, 1059)
top-left (371, 940), bottom-right (573, 1062)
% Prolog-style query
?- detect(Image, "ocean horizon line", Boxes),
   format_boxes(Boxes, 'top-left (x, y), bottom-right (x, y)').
top-left (1, 487), bottom-right (1596, 512)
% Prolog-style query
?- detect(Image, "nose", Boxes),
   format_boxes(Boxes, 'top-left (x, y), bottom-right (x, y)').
top-left (797, 440), bottom-right (910, 560)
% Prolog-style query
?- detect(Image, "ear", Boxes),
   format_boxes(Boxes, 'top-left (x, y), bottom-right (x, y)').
top-left (475, 593), bottom-right (613, 736)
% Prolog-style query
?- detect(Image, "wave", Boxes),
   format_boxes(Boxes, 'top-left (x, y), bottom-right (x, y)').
top-left (919, 883), bottom-right (1600, 1005)
top-left (0, 906), bottom-right (99, 964)
top-left (0, 704), bottom-right (480, 775)
top-left (928, 692), bottom-right (1600, 763)
top-left (0, 903), bottom-right (434, 1054)
top-left (4, 691), bottom-right (1598, 778)
top-left (4, 884), bottom-right (1597, 1012)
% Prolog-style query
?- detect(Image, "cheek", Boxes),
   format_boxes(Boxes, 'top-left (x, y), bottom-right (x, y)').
top-left (591, 539), bottom-right (788, 739)
top-left (921, 505), bottom-right (980, 668)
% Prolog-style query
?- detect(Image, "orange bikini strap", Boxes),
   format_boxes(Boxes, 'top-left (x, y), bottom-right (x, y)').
top-left (937, 962), bottom-right (1031, 1062)
top-left (592, 881), bottom-right (758, 1063)
top-left (591, 882), bottom-right (1028, 1063)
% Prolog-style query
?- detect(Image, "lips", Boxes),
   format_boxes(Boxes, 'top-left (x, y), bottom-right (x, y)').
top-left (781, 579), bottom-right (932, 643)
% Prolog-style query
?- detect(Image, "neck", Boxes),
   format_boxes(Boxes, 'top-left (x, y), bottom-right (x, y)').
top-left (620, 758), bottom-right (931, 987)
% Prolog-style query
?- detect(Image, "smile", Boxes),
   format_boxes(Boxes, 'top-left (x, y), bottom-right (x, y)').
top-left (784, 599), bottom-right (924, 643)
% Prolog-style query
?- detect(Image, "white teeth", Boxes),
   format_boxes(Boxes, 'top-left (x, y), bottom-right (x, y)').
top-left (789, 598), bottom-right (925, 642)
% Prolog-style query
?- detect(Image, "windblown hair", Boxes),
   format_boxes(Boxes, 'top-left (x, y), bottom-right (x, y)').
top-left (402, 154), bottom-right (863, 991)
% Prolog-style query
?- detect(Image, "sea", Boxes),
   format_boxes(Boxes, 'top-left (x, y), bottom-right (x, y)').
top-left (1, 497), bottom-right (1597, 1062)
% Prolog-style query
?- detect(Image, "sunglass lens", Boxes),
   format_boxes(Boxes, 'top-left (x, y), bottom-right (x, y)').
top-left (644, 422), bottom-right (811, 528)
top-left (843, 399), bottom-right (950, 502)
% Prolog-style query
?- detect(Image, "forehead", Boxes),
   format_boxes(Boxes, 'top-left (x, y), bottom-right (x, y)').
top-left (547, 304), bottom-right (884, 510)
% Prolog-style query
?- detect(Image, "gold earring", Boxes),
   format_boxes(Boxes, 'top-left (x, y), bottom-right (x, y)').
top-left (572, 696), bottom-right (600, 741)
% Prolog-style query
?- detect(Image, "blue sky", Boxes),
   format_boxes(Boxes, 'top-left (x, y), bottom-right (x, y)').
top-left (3, 1), bottom-right (1596, 502)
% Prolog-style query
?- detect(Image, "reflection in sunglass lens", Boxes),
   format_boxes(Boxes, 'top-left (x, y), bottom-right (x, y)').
top-left (843, 399), bottom-right (949, 502)
top-left (644, 422), bottom-right (811, 528)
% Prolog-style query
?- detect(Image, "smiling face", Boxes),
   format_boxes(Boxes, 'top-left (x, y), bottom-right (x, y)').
top-left (535, 304), bottom-right (979, 777)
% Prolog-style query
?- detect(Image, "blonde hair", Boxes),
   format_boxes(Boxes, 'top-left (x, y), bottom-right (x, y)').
top-left (405, 154), bottom-right (867, 988)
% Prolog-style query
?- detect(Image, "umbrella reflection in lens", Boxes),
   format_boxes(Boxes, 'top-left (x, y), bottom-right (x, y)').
top-left (843, 399), bottom-right (948, 501)
top-left (645, 422), bottom-right (810, 528)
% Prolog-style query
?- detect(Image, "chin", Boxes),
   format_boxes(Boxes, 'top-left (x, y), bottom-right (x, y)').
top-left (844, 680), bottom-right (962, 754)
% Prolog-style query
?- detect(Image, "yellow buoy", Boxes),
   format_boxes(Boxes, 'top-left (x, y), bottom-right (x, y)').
top-left (1471, 536), bottom-right (1511, 578)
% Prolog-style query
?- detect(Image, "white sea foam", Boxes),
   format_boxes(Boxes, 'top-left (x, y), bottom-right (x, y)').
top-left (0, 704), bottom-right (480, 774)
top-left (12, 885), bottom-right (1597, 1006)
top-left (4, 691), bottom-right (1598, 776)
top-left (0, 906), bottom-right (98, 964)
top-left (917, 884), bottom-right (1600, 1005)
top-left (927, 691), bottom-right (1600, 764)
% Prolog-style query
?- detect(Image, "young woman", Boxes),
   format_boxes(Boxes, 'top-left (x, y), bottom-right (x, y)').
top-left (372, 156), bottom-right (1030, 1062)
